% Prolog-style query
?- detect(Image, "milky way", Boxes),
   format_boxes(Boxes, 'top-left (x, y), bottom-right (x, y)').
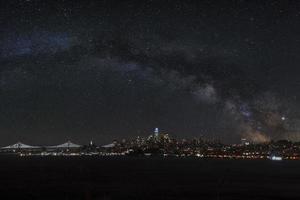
top-left (1, 0), bottom-right (300, 145)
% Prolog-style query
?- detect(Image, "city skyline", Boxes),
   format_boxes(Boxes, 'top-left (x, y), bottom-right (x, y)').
top-left (1, 128), bottom-right (299, 162)
top-left (2, 1), bottom-right (300, 200)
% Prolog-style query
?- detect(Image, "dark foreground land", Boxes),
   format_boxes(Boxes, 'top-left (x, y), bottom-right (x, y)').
top-left (0, 156), bottom-right (300, 200)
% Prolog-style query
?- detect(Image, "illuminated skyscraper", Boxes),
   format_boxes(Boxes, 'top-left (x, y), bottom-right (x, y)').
top-left (154, 128), bottom-right (159, 137)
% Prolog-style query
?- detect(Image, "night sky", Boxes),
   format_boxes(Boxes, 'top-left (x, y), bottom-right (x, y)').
top-left (1, 0), bottom-right (300, 145)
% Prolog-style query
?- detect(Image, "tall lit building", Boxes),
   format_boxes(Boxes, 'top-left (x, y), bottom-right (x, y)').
top-left (154, 128), bottom-right (159, 137)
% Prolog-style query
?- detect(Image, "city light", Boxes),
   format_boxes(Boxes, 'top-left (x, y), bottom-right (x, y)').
top-left (0, 130), bottom-right (299, 160)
